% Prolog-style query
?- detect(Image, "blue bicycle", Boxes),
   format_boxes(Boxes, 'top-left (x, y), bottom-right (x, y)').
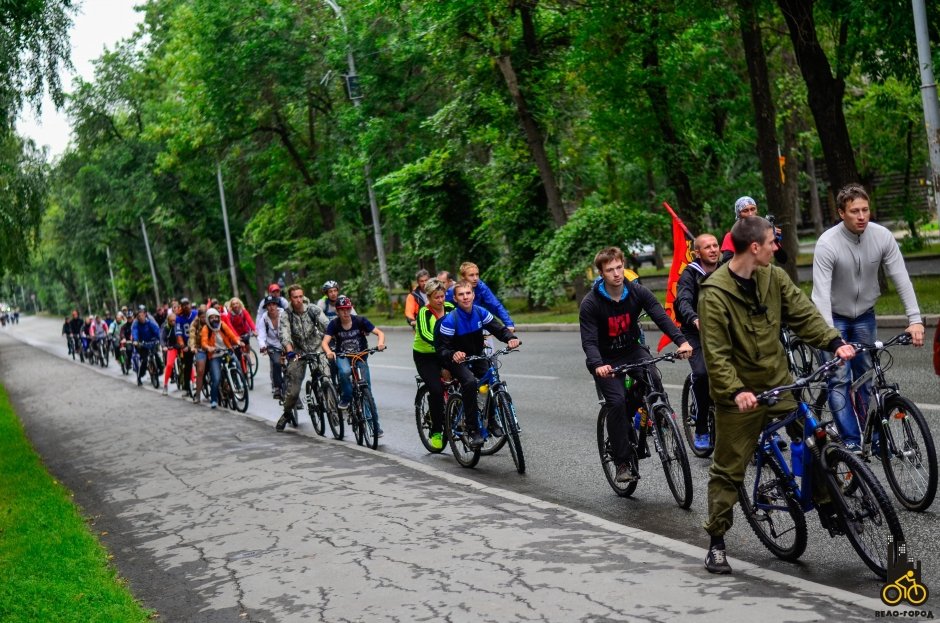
top-left (743, 357), bottom-right (905, 579)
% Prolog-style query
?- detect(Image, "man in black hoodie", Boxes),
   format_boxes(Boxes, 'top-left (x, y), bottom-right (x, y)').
top-left (580, 246), bottom-right (693, 482)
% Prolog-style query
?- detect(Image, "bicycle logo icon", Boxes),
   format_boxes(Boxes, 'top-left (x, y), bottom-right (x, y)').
top-left (881, 538), bottom-right (929, 607)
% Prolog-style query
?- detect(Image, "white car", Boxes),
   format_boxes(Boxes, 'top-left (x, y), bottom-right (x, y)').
top-left (626, 241), bottom-right (656, 268)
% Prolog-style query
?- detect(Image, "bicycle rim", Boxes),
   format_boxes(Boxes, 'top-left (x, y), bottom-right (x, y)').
top-left (596, 407), bottom-right (637, 497)
top-left (879, 396), bottom-right (937, 511)
top-left (446, 396), bottom-right (480, 468)
top-left (738, 451), bottom-right (807, 561)
top-left (825, 446), bottom-right (904, 579)
top-left (496, 392), bottom-right (524, 474)
top-left (654, 406), bottom-right (693, 508)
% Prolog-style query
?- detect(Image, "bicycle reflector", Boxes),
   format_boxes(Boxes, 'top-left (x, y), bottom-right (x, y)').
top-left (814, 426), bottom-right (828, 440)
top-left (894, 410), bottom-right (907, 419)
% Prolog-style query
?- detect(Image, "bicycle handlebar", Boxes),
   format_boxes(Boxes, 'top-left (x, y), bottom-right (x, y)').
top-left (337, 347), bottom-right (384, 359)
top-left (459, 345), bottom-right (521, 364)
top-left (755, 356), bottom-right (844, 405)
top-left (849, 332), bottom-right (913, 352)
top-left (609, 351), bottom-right (678, 375)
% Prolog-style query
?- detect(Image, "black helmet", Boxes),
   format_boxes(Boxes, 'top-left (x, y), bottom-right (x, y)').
top-left (322, 280), bottom-right (339, 293)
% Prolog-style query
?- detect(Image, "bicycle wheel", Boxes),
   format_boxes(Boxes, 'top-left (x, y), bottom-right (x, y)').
top-left (597, 407), bottom-right (638, 497)
top-left (445, 395), bottom-right (480, 468)
top-left (495, 391), bottom-right (525, 474)
top-left (100, 343), bottom-right (109, 367)
top-left (149, 357), bottom-right (160, 388)
top-left (738, 450), bottom-right (807, 561)
top-left (414, 384), bottom-right (440, 453)
top-left (321, 379), bottom-right (343, 440)
top-left (228, 367), bottom-right (250, 413)
top-left (681, 374), bottom-right (714, 459)
top-left (824, 445), bottom-right (904, 579)
top-left (307, 380), bottom-right (325, 436)
top-left (878, 395), bottom-right (937, 512)
top-left (478, 395), bottom-right (508, 456)
top-left (653, 406), bottom-right (693, 508)
top-left (248, 347), bottom-right (259, 379)
top-left (243, 354), bottom-right (255, 391)
top-left (360, 387), bottom-right (379, 450)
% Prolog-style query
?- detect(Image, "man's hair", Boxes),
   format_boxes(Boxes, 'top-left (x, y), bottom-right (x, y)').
top-left (286, 284), bottom-right (304, 298)
top-left (424, 278), bottom-right (447, 296)
top-left (730, 216), bottom-right (773, 253)
top-left (693, 233), bottom-right (717, 251)
top-left (437, 270), bottom-right (452, 282)
top-left (453, 279), bottom-right (474, 295)
top-left (836, 183), bottom-right (869, 212)
top-left (593, 246), bottom-right (625, 272)
top-left (458, 262), bottom-right (478, 278)
top-left (415, 268), bottom-right (430, 280)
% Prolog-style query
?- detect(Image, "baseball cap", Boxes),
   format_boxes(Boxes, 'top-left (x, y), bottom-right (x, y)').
top-left (264, 295), bottom-right (279, 307)
top-left (335, 295), bottom-right (353, 309)
top-left (268, 283), bottom-right (281, 293)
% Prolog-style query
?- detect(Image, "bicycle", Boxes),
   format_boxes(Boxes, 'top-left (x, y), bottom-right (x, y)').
top-left (235, 336), bottom-right (259, 390)
top-left (444, 347), bottom-right (525, 473)
top-left (337, 348), bottom-right (382, 450)
top-left (95, 337), bottom-right (110, 368)
top-left (596, 351), bottom-right (693, 508)
top-left (681, 372), bottom-right (714, 459)
top-left (214, 348), bottom-right (249, 412)
top-left (818, 333), bottom-right (937, 512)
top-left (297, 352), bottom-right (342, 439)
top-left (742, 356), bottom-right (905, 579)
top-left (415, 374), bottom-right (458, 454)
top-left (139, 341), bottom-right (163, 388)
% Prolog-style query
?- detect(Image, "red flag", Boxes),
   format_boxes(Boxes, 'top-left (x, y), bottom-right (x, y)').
top-left (657, 202), bottom-right (695, 352)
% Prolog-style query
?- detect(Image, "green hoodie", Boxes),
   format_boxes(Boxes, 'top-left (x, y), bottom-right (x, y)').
top-left (698, 263), bottom-right (841, 408)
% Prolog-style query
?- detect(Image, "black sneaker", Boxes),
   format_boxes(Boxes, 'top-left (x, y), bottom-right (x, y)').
top-left (615, 463), bottom-right (638, 483)
top-left (469, 430), bottom-right (485, 448)
top-left (704, 546), bottom-right (732, 574)
top-left (817, 505), bottom-right (845, 537)
top-left (489, 424), bottom-right (505, 438)
top-left (276, 415), bottom-right (288, 432)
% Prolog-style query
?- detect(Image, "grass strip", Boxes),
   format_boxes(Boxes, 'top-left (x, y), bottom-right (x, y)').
top-left (0, 384), bottom-right (152, 622)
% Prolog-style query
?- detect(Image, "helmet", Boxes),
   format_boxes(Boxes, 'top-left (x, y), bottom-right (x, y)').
top-left (137, 305), bottom-right (147, 313)
top-left (322, 280), bottom-right (339, 293)
top-left (263, 295), bottom-right (279, 307)
top-left (180, 297), bottom-right (191, 306)
top-left (267, 283), bottom-right (281, 293)
top-left (335, 295), bottom-right (353, 309)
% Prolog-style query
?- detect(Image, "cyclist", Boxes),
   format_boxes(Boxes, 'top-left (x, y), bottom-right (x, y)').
top-left (675, 233), bottom-right (721, 451)
top-left (446, 262), bottom-right (514, 331)
top-left (66, 310), bottom-right (84, 355)
top-left (404, 269), bottom-right (430, 330)
top-left (255, 283), bottom-right (289, 321)
top-left (131, 306), bottom-right (161, 387)
top-left (811, 183), bottom-right (925, 453)
top-left (719, 196), bottom-right (787, 264)
top-left (579, 247), bottom-right (692, 483)
top-left (190, 305), bottom-right (208, 403)
top-left (322, 296), bottom-right (386, 435)
top-left (160, 311), bottom-right (177, 395)
top-left (276, 284), bottom-right (329, 431)
top-left (698, 216), bottom-right (854, 574)
top-left (62, 316), bottom-right (72, 353)
top-left (257, 295), bottom-right (285, 400)
top-left (110, 312), bottom-right (126, 361)
top-left (436, 280), bottom-right (520, 448)
top-left (175, 298), bottom-right (198, 394)
top-left (90, 315), bottom-right (109, 359)
top-left (316, 280), bottom-right (356, 321)
top-left (224, 297), bottom-right (256, 341)
top-left (412, 278), bottom-right (455, 451)
top-left (200, 308), bottom-right (243, 409)
top-left (436, 270), bottom-right (455, 291)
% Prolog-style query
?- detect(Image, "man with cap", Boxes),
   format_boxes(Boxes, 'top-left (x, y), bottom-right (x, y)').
top-left (720, 196), bottom-right (787, 264)
top-left (257, 295), bottom-right (286, 400)
top-left (256, 283), bottom-right (289, 321)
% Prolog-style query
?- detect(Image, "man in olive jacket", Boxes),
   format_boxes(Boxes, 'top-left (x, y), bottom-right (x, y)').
top-left (698, 216), bottom-right (855, 575)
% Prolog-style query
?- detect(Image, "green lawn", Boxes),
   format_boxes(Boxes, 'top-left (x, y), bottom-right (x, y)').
top-left (0, 385), bottom-right (152, 623)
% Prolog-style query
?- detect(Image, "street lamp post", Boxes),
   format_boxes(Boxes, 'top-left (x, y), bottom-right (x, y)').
top-left (912, 0), bottom-right (940, 225)
top-left (216, 161), bottom-right (240, 299)
top-left (140, 217), bottom-right (162, 309)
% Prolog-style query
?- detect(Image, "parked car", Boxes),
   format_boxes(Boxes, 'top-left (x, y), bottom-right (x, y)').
top-left (626, 241), bottom-right (656, 269)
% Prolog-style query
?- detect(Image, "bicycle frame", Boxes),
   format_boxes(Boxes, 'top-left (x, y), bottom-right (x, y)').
top-left (751, 402), bottom-right (822, 513)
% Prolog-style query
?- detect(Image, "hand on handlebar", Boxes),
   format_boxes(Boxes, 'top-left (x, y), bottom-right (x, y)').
top-left (675, 342), bottom-right (693, 360)
top-left (834, 343), bottom-right (856, 362)
top-left (377, 344), bottom-right (387, 352)
top-left (906, 323), bottom-right (925, 347)
top-left (452, 351), bottom-right (467, 364)
top-left (735, 391), bottom-right (758, 412)
top-left (507, 338), bottom-right (520, 350)
top-left (595, 364), bottom-right (613, 379)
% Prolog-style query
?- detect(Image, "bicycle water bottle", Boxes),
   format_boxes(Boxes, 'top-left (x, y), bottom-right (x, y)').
top-left (478, 383), bottom-right (489, 394)
top-left (791, 440), bottom-right (804, 477)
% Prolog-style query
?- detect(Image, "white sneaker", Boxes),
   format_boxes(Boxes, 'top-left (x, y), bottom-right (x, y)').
top-left (162, 387), bottom-right (168, 396)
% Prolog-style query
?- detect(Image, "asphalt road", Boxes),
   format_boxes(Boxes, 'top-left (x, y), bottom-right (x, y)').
top-left (6, 316), bottom-right (940, 600)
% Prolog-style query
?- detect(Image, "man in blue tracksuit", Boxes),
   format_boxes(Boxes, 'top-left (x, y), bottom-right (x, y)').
top-left (131, 306), bottom-right (162, 387)
top-left (436, 280), bottom-right (520, 448)
top-left (445, 262), bottom-right (514, 330)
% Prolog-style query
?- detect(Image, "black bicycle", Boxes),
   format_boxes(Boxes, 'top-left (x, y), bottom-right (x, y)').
top-left (337, 348), bottom-right (382, 450)
top-left (596, 352), bottom-right (693, 509)
top-left (298, 352), bottom-right (342, 439)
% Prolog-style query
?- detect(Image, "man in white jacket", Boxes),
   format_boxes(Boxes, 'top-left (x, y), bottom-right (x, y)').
top-left (812, 183), bottom-right (925, 451)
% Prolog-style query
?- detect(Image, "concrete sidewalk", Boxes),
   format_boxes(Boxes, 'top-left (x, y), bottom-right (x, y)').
top-left (0, 332), bottom-right (897, 622)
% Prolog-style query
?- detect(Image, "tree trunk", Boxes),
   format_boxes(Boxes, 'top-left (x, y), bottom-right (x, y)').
top-left (776, 0), bottom-right (860, 193)
top-left (494, 53), bottom-right (567, 227)
top-left (781, 111), bottom-right (802, 282)
top-left (805, 145), bottom-right (824, 236)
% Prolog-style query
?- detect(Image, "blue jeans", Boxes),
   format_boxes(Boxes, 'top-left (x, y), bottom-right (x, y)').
top-left (827, 309), bottom-right (876, 446)
top-left (336, 356), bottom-right (379, 428)
top-left (208, 357), bottom-right (222, 404)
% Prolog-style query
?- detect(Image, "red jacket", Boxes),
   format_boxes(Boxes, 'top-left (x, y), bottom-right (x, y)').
top-left (225, 309), bottom-right (256, 336)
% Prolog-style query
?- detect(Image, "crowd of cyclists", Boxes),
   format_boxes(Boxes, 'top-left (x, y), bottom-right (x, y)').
top-left (48, 182), bottom-right (939, 581)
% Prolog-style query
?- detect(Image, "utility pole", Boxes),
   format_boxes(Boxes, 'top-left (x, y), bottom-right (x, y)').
top-left (106, 246), bottom-right (119, 313)
top-left (140, 217), bottom-right (162, 309)
top-left (216, 161), bottom-right (240, 299)
top-left (322, 0), bottom-right (391, 301)
top-left (84, 280), bottom-right (92, 316)
top-left (913, 0), bottom-right (940, 226)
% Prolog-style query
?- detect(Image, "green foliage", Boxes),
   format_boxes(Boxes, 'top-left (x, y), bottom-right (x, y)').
top-left (0, 135), bottom-right (45, 275)
top-left (526, 200), bottom-right (667, 305)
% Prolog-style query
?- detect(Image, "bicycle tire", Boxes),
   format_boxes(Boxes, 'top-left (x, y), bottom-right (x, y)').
top-left (149, 357), bottom-right (160, 388)
top-left (228, 367), bottom-right (250, 412)
top-left (321, 379), bottom-right (343, 440)
top-left (878, 395), bottom-right (937, 512)
top-left (596, 407), bottom-right (638, 497)
top-left (823, 445), bottom-right (904, 579)
top-left (414, 384), bottom-right (440, 453)
top-left (495, 391), bottom-right (525, 474)
top-left (307, 380), bottom-right (325, 436)
top-left (351, 396), bottom-right (365, 445)
top-left (737, 450), bottom-right (807, 561)
top-left (478, 393), bottom-right (508, 456)
top-left (653, 406), bottom-right (693, 508)
top-left (248, 347), bottom-right (259, 379)
top-left (100, 343), bottom-right (109, 368)
top-left (681, 374), bottom-right (714, 459)
top-left (445, 395), bottom-right (480, 468)
top-left (243, 353), bottom-right (255, 390)
top-left (360, 387), bottom-right (379, 450)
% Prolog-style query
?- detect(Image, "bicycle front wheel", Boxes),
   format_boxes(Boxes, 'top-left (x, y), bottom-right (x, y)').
top-left (228, 367), bottom-right (250, 413)
top-left (414, 384), bottom-right (440, 453)
top-left (149, 358), bottom-right (160, 388)
top-left (445, 395), bottom-right (480, 468)
top-left (100, 344), bottom-right (109, 367)
top-left (824, 445), bottom-right (904, 579)
top-left (653, 406), bottom-right (692, 508)
top-left (596, 407), bottom-right (637, 498)
top-left (879, 395), bottom-right (937, 512)
top-left (495, 391), bottom-right (524, 474)
top-left (321, 379), bottom-right (343, 439)
top-left (737, 451), bottom-right (807, 561)
top-left (360, 388), bottom-right (378, 450)
top-left (307, 380), bottom-right (325, 436)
